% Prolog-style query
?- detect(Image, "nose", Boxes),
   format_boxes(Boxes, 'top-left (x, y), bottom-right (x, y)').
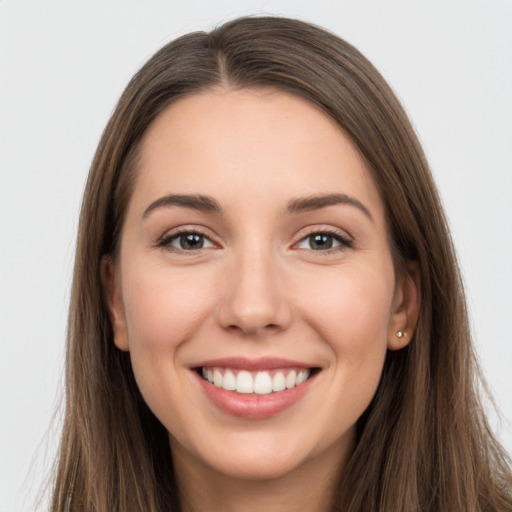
top-left (215, 249), bottom-right (292, 337)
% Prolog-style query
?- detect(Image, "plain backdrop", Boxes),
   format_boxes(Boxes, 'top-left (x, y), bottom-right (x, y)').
top-left (1, 1), bottom-right (511, 510)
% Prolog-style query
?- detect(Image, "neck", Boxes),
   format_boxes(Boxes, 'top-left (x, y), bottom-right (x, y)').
top-left (171, 434), bottom-right (353, 512)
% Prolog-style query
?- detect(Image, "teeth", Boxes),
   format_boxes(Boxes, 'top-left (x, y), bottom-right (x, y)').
top-left (202, 367), bottom-right (311, 394)
top-left (272, 371), bottom-right (286, 391)
top-left (222, 370), bottom-right (236, 391)
top-left (285, 370), bottom-right (297, 389)
top-left (297, 370), bottom-right (308, 385)
top-left (254, 371), bottom-right (273, 395)
top-left (213, 369), bottom-right (223, 387)
top-left (236, 370), bottom-right (253, 394)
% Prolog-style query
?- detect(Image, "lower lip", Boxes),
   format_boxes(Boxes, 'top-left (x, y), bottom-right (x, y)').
top-left (195, 372), bottom-right (316, 419)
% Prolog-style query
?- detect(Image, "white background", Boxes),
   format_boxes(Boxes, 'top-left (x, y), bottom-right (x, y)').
top-left (1, 1), bottom-right (511, 510)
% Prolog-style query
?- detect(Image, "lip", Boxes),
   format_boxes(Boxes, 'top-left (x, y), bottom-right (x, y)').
top-left (193, 356), bottom-right (316, 371)
top-left (192, 357), bottom-right (319, 419)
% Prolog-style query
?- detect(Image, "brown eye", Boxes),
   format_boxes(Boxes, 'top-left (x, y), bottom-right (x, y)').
top-left (309, 234), bottom-right (334, 250)
top-left (295, 231), bottom-right (352, 251)
top-left (162, 231), bottom-right (215, 251)
top-left (179, 233), bottom-right (205, 250)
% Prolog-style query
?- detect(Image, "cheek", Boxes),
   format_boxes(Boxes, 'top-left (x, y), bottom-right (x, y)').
top-left (119, 264), bottom-right (216, 434)
top-left (122, 264), bottom-right (213, 350)
top-left (299, 264), bottom-right (394, 406)
top-left (303, 264), bottom-right (393, 345)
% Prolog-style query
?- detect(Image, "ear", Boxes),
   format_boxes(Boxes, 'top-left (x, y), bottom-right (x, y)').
top-left (101, 256), bottom-right (130, 351)
top-left (387, 261), bottom-right (421, 351)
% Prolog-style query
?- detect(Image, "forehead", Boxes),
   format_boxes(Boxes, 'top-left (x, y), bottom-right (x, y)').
top-left (130, 87), bottom-right (386, 224)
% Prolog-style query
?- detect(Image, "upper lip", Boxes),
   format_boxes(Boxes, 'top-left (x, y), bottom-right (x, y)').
top-left (192, 357), bottom-right (317, 371)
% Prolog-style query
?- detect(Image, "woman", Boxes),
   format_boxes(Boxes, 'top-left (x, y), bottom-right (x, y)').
top-left (51, 16), bottom-right (512, 511)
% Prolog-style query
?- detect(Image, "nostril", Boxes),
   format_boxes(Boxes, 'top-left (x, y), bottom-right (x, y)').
top-left (215, 279), bottom-right (293, 335)
top-left (224, 322), bottom-right (282, 335)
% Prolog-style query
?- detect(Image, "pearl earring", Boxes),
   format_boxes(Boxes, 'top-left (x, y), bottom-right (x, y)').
top-left (396, 330), bottom-right (405, 338)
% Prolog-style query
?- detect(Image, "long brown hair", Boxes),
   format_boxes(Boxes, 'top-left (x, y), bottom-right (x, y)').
top-left (51, 16), bottom-right (512, 511)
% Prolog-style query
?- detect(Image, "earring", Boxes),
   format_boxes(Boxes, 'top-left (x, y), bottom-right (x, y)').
top-left (396, 330), bottom-right (405, 338)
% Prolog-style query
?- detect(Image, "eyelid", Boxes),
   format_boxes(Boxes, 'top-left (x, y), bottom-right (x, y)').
top-left (292, 226), bottom-right (354, 251)
top-left (156, 226), bottom-right (220, 252)
top-left (155, 224), bottom-right (353, 253)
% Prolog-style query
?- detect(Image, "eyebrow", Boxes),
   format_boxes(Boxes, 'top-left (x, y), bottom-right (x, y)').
top-left (142, 192), bottom-right (373, 222)
top-left (142, 194), bottom-right (222, 218)
top-left (285, 193), bottom-right (374, 222)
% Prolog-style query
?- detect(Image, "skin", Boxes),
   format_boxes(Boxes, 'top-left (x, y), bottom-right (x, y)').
top-left (103, 88), bottom-right (420, 512)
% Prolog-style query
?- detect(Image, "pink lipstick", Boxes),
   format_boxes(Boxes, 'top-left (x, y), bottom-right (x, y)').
top-left (192, 357), bottom-right (319, 419)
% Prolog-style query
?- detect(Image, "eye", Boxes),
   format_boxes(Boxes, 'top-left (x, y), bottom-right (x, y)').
top-left (295, 231), bottom-right (352, 251)
top-left (160, 231), bottom-right (216, 251)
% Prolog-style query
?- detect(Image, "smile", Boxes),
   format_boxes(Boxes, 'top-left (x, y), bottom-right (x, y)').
top-left (193, 358), bottom-right (320, 419)
top-left (201, 367), bottom-right (311, 395)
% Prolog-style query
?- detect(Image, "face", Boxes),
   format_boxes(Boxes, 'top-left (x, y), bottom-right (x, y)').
top-left (104, 88), bottom-right (419, 484)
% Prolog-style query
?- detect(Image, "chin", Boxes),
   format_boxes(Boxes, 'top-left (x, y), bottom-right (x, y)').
top-left (176, 423), bottom-right (354, 484)
top-left (207, 449), bottom-right (308, 482)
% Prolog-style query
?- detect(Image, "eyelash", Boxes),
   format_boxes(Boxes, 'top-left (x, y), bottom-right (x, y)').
top-left (156, 228), bottom-right (353, 254)
top-left (294, 228), bottom-right (353, 253)
top-left (157, 229), bottom-right (216, 253)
